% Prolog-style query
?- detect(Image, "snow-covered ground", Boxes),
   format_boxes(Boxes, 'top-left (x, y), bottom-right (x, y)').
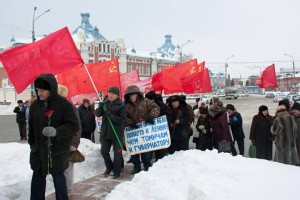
top-left (0, 139), bottom-right (299, 200)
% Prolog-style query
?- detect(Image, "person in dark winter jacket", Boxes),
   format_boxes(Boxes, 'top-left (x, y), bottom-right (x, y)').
top-left (145, 90), bottom-right (172, 160)
top-left (168, 95), bottom-right (191, 154)
top-left (28, 73), bottom-right (80, 200)
top-left (226, 104), bottom-right (245, 156)
top-left (78, 98), bottom-right (96, 142)
top-left (208, 102), bottom-right (235, 152)
top-left (195, 107), bottom-right (213, 150)
top-left (291, 102), bottom-right (300, 163)
top-left (271, 105), bottom-right (299, 165)
top-left (96, 86), bottom-right (126, 178)
top-left (124, 85), bottom-right (160, 175)
top-left (13, 100), bottom-right (27, 140)
top-left (249, 105), bottom-right (274, 160)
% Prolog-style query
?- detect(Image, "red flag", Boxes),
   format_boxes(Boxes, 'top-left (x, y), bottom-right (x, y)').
top-left (57, 59), bottom-right (120, 97)
top-left (162, 59), bottom-right (198, 94)
top-left (120, 69), bottom-right (140, 98)
top-left (198, 61), bottom-right (205, 72)
top-left (133, 77), bottom-right (153, 94)
top-left (151, 72), bottom-right (163, 91)
top-left (256, 64), bottom-right (278, 88)
top-left (0, 27), bottom-right (84, 93)
top-left (180, 68), bottom-right (212, 94)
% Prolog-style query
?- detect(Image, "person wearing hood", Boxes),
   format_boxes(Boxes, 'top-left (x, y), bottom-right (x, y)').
top-left (249, 105), bottom-right (274, 160)
top-left (78, 98), bottom-right (96, 142)
top-left (124, 85), bottom-right (160, 175)
top-left (28, 73), bottom-right (80, 199)
top-left (271, 105), bottom-right (299, 165)
top-left (226, 104), bottom-right (245, 156)
top-left (168, 95), bottom-right (191, 154)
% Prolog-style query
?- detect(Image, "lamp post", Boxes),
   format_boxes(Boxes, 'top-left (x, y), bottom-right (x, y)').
top-left (32, 7), bottom-right (50, 42)
top-left (284, 53), bottom-right (296, 92)
top-left (180, 40), bottom-right (194, 63)
top-left (225, 55), bottom-right (234, 90)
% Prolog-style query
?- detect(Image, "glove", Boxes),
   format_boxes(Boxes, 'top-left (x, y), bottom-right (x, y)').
top-left (42, 126), bottom-right (56, 137)
top-left (129, 123), bottom-right (139, 129)
top-left (145, 117), bottom-right (155, 125)
top-left (198, 125), bottom-right (205, 129)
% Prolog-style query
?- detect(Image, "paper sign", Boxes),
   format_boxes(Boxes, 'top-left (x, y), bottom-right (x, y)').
top-left (124, 115), bottom-right (171, 155)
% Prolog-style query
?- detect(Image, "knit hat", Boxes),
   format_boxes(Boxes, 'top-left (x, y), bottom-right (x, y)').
top-left (35, 79), bottom-right (51, 91)
top-left (108, 86), bottom-right (120, 96)
top-left (199, 107), bottom-right (208, 114)
top-left (259, 105), bottom-right (268, 112)
top-left (225, 104), bottom-right (235, 111)
top-left (292, 102), bottom-right (300, 111)
top-left (17, 100), bottom-right (23, 104)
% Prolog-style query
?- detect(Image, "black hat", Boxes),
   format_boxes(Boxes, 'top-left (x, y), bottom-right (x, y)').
top-left (279, 99), bottom-right (290, 110)
top-left (168, 95), bottom-right (180, 102)
top-left (199, 107), bottom-right (208, 114)
top-left (179, 95), bottom-right (186, 101)
top-left (145, 91), bottom-right (156, 100)
top-left (225, 104), bottom-right (235, 111)
top-left (292, 102), bottom-right (300, 111)
top-left (83, 98), bottom-right (89, 103)
top-left (108, 86), bottom-right (120, 96)
top-left (259, 105), bottom-right (268, 112)
top-left (17, 100), bottom-right (23, 104)
top-left (35, 79), bottom-right (51, 91)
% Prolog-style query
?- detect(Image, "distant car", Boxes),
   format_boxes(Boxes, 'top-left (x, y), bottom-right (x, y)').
top-left (265, 93), bottom-right (275, 98)
top-left (201, 95), bottom-right (212, 104)
top-left (237, 92), bottom-right (245, 97)
top-left (273, 92), bottom-right (287, 103)
top-left (287, 94), bottom-right (300, 107)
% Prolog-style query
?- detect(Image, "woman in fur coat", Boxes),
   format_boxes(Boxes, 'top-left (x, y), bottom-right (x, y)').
top-left (271, 105), bottom-right (299, 165)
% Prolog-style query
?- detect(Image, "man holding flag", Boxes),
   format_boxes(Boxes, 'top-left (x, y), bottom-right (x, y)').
top-left (95, 86), bottom-right (126, 179)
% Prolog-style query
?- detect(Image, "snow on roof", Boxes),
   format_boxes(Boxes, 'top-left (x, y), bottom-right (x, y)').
top-left (126, 48), bottom-right (178, 62)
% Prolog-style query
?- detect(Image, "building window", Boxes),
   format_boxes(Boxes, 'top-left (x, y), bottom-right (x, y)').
top-left (128, 65), bottom-right (133, 72)
top-left (99, 44), bottom-right (102, 52)
top-left (89, 60), bottom-right (93, 63)
top-left (107, 45), bottom-right (110, 53)
top-left (103, 44), bottom-right (106, 53)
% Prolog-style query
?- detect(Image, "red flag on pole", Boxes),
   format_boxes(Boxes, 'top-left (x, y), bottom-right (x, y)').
top-left (120, 69), bottom-right (140, 98)
top-left (57, 59), bottom-right (120, 97)
top-left (198, 61), bottom-right (205, 72)
top-left (180, 68), bottom-right (212, 94)
top-left (162, 59), bottom-right (198, 94)
top-left (133, 77), bottom-right (153, 94)
top-left (0, 27), bottom-right (84, 93)
top-left (256, 64), bottom-right (278, 88)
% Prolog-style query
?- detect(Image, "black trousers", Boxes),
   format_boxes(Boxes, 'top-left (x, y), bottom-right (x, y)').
top-left (232, 139), bottom-right (244, 156)
top-left (101, 139), bottom-right (123, 176)
top-left (30, 170), bottom-right (68, 200)
top-left (18, 122), bottom-right (27, 139)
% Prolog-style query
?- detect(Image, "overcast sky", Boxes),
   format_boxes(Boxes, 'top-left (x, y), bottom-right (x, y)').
top-left (0, 0), bottom-right (299, 78)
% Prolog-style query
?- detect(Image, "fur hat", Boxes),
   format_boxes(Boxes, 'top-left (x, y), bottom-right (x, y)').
top-left (35, 79), bottom-right (51, 91)
top-left (199, 107), bottom-right (208, 114)
top-left (168, 95), bottom-right (180, 102)
top-left (279, 99), bottom-right (290, 110)
top-left (225, 104), bottom-right (235, 111)
top-left (145, 91), bottom-right (156, 100)
top-left (108, 86), bottom-right (120, 96)
top-left (208, 105), bottom-right (222, 117)
top-left (259, 105), bottom-right (268, 112)
top-left (292, 102), bottom-right (300, 111)
top-left (57, 84), bottom-right (68, 98)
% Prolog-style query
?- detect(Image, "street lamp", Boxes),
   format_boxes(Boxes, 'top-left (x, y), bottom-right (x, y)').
top-left (284, 53), bottom-right (296, 92)
top-left (180, 40), bottom-right (194, 63)
top-left (225, 55), bottom-right (234, 89)
top-left (32, 7), bottom-right (50, 42)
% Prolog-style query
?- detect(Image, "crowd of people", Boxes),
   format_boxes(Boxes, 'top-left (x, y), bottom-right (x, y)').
top-left (13, 72), bottom-right (300, 199)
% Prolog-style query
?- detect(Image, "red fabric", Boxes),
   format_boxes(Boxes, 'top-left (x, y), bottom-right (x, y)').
top-left (198, 61), bottom-right (205, 72)
top-left (133, 77), bottom-right (153, 94)
top-left (257, 64), bottom-right (278, 88)
top-left (120, 69), bottom-right (140, 98)
top-left (151, 72), bottom-right (163, 91)
top-left (162, 59), bottom-right (198, 94)
top-left (180, 68), bottom-right (212, 94)
top-left (57, 59), bottom-right (120, 97)
top-left (0, 27), bottom-right (84, 93)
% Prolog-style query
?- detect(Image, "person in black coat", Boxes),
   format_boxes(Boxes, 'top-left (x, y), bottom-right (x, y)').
top-left (250, 105), bottom-right (274, 160)
top-left (226, 104), bottom-right (245, 156)
top-left (13, 100), bottom-right (27, 140)
top-left (28, 73), bottom-right (80, 199)
top-left (95, 86), bottom-right (126, 178)
top-left (78, 98), bottom-right (96, 142)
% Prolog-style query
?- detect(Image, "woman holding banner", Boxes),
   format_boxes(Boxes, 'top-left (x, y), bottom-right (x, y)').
top-left (124, 85), bottom-right (160, 175)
